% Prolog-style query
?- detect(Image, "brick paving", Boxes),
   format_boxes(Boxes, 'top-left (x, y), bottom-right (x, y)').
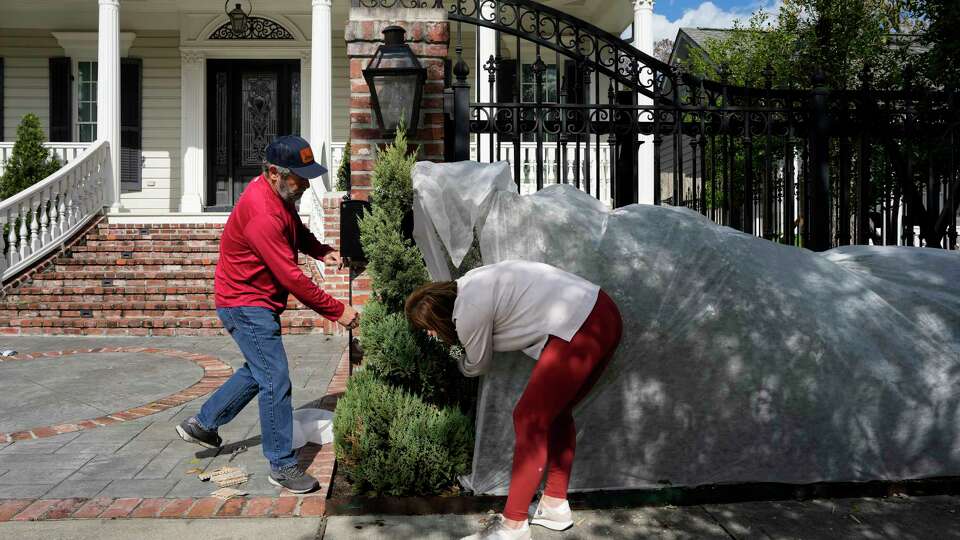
top-left (0, 348), bottom-right (232, 443)
top-left (0, 335), bottom-right (347, 520)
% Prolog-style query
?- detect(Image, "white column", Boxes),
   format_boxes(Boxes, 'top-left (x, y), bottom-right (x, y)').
top-left (98, 0), bottom-right (122, 211)
top-left (635, 0), bottom-right (655, 204)
top-left (310, 0), bottom-right (333, 193)
top-left (180, 51), bottom-right (205, 213)
top-left (477, 6), bottom-right (497, 163)
top-left (299, 51), bottom-right (315, 215)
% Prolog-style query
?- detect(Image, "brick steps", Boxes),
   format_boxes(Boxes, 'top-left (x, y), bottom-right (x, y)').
top-left (2, 308), bottom-right (320, 319)
top-left (84, 232), bottom-right (223, 242)
top-left (70, 245), bottom-right (221, 256)
top-left (0, 221), bottom-right (342, 336)
top-left (0, 316), bottom-right (334, 336)
top-left (52, 259), bottom-right (219, 272)
top-left (3, 288), bottom-right (324, 307)
top-left (4, 300), bottom-right (307, 311)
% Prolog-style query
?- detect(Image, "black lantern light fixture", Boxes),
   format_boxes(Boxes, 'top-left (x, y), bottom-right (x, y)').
top-left (363, 26), bottom-right (427, 138)
top-left (225, 1), bottom-right (252, 35)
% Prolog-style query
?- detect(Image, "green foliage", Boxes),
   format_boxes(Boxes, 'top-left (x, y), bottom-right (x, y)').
top-left (682, 0), bottom-right (923, 90)
top-left (336, 140), bottom-right (351, 192)
top-left (359, 202), bottom-right (430, 313)
top-left (333, 369), bottom-right (473, 497)
top-left (361, 309), bottom-right (471, 407)
top-left (358, 126), bottom-right (430, 313)
top-left (1, 114), bottom-right (61, 200)
top-left (915, 0), bottom-right (960, 89)
top-left (334, 125), bottom-right (477, 497)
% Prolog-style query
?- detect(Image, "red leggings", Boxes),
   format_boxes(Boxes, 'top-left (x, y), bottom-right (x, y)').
top-left (502, 289), bottom-right (623, 522)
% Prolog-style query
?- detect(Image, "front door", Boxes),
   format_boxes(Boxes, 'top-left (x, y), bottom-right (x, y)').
top-left (206, 59), bottom-right (300, 210)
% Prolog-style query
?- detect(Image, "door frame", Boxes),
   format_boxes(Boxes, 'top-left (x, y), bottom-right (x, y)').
top-left (178, 18), bottom-right (311, 212)
top-left (205, 59), bottom-right (300, 211)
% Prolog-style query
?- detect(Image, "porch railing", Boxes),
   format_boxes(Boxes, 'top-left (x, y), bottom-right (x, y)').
top-left (1, 140), bottom-right (110, 282)
top-left (470, 140), bottom-right (614, 207)
top-left (0, 142), bottom-right (92, 176)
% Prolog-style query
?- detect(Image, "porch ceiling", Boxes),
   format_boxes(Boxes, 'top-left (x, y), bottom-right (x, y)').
top-left (538, 0), bottom-right (633, 37)
top-left (1, 1), bottom-right (632, 38)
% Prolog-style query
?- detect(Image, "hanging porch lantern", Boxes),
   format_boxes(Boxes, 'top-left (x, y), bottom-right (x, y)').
top-left (363, 26), bottom-right (427, 138)
top-left (225, 1), bottom-right (252, 35)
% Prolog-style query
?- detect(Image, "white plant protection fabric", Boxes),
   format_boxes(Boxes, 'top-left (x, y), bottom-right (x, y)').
top-left (411, 160), bottom-right (960, 495)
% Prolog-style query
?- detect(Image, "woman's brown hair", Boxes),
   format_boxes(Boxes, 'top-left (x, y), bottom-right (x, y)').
top-left (405, 281), bottom-right (459, 345)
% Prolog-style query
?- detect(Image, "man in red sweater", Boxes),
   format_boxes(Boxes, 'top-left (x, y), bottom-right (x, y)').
top-left (176, 135), bottom-right (357, 494)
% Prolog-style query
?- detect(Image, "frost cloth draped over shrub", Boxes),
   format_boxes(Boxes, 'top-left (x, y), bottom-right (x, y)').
top-left (411, 160), bottom-right (960, 495)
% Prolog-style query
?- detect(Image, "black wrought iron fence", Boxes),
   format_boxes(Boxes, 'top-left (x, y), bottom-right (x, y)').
top-left (354, 0), bottom-right (959, 252)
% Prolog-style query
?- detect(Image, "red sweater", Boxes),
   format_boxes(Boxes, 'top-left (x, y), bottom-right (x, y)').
top-left (214, 175), bottom-right (345, 321)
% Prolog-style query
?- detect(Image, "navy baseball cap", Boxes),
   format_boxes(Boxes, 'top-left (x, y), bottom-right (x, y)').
top-left (265, 135), bottom-right (328, 179)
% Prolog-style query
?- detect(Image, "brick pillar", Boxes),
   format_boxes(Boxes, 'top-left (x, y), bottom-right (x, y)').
top-left (345, 7), bottom-right (450, 201)
top-left (344, 8), bottom-right (448, 312)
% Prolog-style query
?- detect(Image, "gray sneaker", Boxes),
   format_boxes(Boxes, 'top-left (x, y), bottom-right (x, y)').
top-left (268, 465), bottom-right (319, 494)
top-left (175, 417), bottom-right (222, 449)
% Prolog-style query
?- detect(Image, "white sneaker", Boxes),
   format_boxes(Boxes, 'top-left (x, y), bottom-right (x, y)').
top-left (460, 514), bottom-right (532, 540)
top-left (530, 498), bottom-right (574, 531)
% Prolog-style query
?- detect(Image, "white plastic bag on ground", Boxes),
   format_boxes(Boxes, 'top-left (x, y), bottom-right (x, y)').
top-left (292, 408), bottom-right (335, 449)
top-left (412, 160), bottom-right (960, 495)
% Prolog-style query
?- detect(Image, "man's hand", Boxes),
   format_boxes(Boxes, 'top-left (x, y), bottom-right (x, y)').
top-left (323, 250), bottom-right (343, 270)
top-left (337, 304), bottom-right (361, 330)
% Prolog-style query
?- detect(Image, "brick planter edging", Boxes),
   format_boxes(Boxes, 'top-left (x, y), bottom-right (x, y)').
top-left (0, 348), bottom-right (233, 444)
top-left (0, 345), bottom-right (352, 520)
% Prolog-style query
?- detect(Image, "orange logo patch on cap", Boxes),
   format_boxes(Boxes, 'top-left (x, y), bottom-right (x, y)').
top-left (299, 147), bottom-right (314, 164)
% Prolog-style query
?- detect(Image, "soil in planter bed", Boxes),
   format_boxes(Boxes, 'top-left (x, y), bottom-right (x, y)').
top-left (329, 462), bottom-right (356, 499)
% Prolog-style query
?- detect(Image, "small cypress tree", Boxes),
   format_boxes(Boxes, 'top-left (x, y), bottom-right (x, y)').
top-left (334, 125), bottom-right (477, 497)
top-left (0, 114), bottom-right (61, 200)
top-left (358, 126), bottom-right (428, 313)
top-left (336, 140), bottom-right (351, 192)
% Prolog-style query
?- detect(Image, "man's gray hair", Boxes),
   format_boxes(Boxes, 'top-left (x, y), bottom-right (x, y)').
top-left (261, 161), bottom-right (292, 177)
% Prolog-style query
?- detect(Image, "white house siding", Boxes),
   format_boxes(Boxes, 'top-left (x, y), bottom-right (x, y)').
top-left (0, 30), bottom-right (58, 141)
top-left (331, 29), bottom-right (350, 144)
top-left (121, 31), bottom-right (181, 212)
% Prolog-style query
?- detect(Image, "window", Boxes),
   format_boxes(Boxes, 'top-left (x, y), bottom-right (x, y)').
top-left (77, 61), bottom-right (97, 142)
top-left (520, 63), bottom-right (558, 104)
top-left (520, 63), bottom-right (558, 142)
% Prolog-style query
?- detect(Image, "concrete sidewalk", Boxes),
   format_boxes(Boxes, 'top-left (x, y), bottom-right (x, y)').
top-left (321, 495), bottom-right (960, 539)
top-left (0, 495), bottom-right (955, 539)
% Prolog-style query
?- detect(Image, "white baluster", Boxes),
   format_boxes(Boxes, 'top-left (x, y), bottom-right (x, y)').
top-left (29, 197), bottom-right (40, 253)
top-left (39, 188), bottom-right (51, 246)
top-left (83, 158), bottom-right (95, 215)
top-left (549, 146), bottom-right (558, 185)
top-left (65, 172), bottom-right (76, 231)
top-left (100, 147), bottom-right (110, 207)
top-left (57, 179), bottom-right (68, 236)
top-left (79, 160), bottom-right (91, 216)
top-left (6, 208), bottom-right (17, 268)
top-left (18, 203), bottom-right (29, 262)
top-left (0, 214), bottom-right (7, 277)
top-left (50, 183), bottom-right (61, 238)
top-left (522, 148), bottom-right (531, 194)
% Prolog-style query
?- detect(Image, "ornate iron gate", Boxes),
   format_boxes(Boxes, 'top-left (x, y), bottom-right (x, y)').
top-left (356, 0), bottom-right (959, 252)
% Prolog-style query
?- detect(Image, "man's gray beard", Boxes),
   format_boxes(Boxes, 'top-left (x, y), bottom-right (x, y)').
top-left (277, 180), bottom-right (305, 203)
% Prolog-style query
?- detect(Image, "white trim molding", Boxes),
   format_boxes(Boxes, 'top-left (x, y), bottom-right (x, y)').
top-left (53, 31), bottom-right (137, 59)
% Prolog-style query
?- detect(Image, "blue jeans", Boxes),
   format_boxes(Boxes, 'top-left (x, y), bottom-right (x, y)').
top-left (196, 306), bottom-right (297, 471)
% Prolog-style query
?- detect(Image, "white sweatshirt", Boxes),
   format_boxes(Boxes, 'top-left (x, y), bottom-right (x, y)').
top-left (453, 260), bottom-right (601, 377)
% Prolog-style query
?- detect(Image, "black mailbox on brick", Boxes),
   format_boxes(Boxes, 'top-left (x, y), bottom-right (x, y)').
top-left (339, 198), bottom-right (372, 263)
